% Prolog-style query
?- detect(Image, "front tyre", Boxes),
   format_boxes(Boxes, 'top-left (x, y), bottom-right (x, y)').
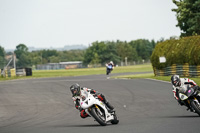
top-left (191, 100), bottom-right (200, 116)
top-left (111, 113), bottom-right (119, 124)
top-left (106, 69), bottom-right (110, 75)
top-left (90, 107), bottom-right (107, 126)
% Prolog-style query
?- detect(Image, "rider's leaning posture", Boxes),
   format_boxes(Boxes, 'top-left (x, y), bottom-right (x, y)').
top-left (70, 83), bottom-right (114, 118)
top-left (171, 75), bottom-right (200, 111)
top-left (106, 61), bottom-right (114, 70)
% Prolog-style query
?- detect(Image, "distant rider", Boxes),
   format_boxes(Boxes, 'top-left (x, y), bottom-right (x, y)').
top-left (171, 75), bottom-right (200, 111)
top-left (70, 83), bottom-right (114, 118)
top-left (106, 61), bottom-right (114, 70)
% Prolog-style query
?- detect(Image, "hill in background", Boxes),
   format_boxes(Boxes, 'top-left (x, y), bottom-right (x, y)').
top-left (5, 44), bottom-right (88, 52)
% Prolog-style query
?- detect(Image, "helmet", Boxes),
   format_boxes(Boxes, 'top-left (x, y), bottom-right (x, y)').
top-left (110, 61), bottom-right (113, 64)
top-left (70, 83), bottom-right (81, 96)
top-left (171, 75), bottom-right (181, 87)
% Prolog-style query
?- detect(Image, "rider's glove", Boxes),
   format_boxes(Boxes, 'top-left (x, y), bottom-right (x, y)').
top-left (78, 107), bottom-right (83, 111)
top-left (72, 97), bottom-right (76, 101)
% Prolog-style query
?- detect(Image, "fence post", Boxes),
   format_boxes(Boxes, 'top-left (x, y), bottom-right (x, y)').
top-left (160, 69), bottom-right (164, 76)
top-left (183, 63), bottom-right (189, 77)
top-left (171, 64), bottom-right (177, 75)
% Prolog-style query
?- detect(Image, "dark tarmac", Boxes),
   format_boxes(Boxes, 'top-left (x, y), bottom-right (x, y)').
top-left (0, 73), bottom-right (200, 133)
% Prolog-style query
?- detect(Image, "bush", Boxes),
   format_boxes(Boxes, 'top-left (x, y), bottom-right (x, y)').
top-left (151, 36), bottom-right (200, 69)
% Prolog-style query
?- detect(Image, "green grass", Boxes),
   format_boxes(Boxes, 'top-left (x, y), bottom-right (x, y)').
top-left (0, 63), bottom-right (153, 81)
top-left (2, 63), bottom-right (200, 85)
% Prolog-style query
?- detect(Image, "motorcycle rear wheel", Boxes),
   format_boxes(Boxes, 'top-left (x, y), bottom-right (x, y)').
top-left (191, 100), bottom-right (200, 116)
top-left (90, 107), bottom-right (107, 126)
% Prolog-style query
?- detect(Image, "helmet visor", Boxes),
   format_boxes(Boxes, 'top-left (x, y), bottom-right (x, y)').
top-left (73, 89), bottom-right (77, 95)
top-left (173, 81), bottom-right (180, 86)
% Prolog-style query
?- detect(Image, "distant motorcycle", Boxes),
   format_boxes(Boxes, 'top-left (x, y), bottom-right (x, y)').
top-left (106, 64), bottom-right (113, 75)
top-left (80, 91), bottom-right (119, 126)
top-left (174, 85), bottom-right (200, 116)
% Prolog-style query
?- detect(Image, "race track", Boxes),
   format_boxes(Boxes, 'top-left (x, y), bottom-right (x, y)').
top-left (0, 73), bottom-right (200, 133)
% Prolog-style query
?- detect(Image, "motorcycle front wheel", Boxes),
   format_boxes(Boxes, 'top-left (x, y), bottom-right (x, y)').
top-left (191, 100), bottom-right (200, 116)
top-left (90, 106), bottom-right (107, 126)
top-left (111, 113), bottom-right (119, 124)
top-left (106, 69), bottom-right (110, 75)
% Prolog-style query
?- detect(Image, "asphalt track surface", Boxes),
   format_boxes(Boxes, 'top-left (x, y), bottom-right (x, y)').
top-left (0, 73), bottom-right (200, 133)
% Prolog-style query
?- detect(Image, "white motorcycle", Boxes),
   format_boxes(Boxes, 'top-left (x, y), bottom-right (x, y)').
top-left (80, 91), bottom-right (119, 126)
top-left (173, 85), bottom-right (200, 116)
top-left (106, 64), bottom-right (113, 75)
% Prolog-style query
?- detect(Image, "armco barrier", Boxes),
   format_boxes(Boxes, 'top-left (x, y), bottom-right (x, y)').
top-left (10, 68), bottom-right (16, 77)
top-left (154, 64), bottom-right (200, 77)
top-left (16, 69), bottom-right (26, 76)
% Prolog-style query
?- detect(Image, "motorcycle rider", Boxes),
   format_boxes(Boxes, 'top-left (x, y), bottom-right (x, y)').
top-left (70, 83), bottom-right (114, 118)
top-left (171, 75), bottom-right (200, 111)
top-left (106, 61), bottom-right (114, 70)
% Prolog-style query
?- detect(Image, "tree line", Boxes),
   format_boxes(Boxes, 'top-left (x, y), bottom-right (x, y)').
top-left (0, 39), bottom-right (157, 69)
top-left (83, 40), bottom-right (156, 66)
top-left (172, 0), bottom-right (200, 37)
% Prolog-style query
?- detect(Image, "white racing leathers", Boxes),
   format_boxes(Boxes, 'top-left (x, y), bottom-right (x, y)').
top-left (72, 87), bottom-right (94, 109)
top-left (172, 78), bottom-right (197, 100)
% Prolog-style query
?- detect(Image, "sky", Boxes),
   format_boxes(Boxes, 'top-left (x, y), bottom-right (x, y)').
top-left (0, 0), bottom-right (181, 50)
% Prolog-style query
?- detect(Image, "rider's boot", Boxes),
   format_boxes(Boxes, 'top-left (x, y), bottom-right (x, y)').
top-left (103, 97), bottom-right (114, 113)
top-left (106, 102), bottom-right (114, 113)
top-left (80, 109), bottom-right (90, 118)
top-left (98, 94), bottom-right (114, 113)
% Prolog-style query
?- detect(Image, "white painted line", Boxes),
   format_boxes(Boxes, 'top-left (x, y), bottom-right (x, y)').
top-left (145, 78), bottom-right (170, 84)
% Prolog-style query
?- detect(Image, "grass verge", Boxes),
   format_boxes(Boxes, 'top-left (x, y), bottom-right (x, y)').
top-left (0, 63), bottom-right (153, 81)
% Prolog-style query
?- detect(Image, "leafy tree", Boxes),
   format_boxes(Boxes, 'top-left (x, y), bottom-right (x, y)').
top-left (172, 0), bottom-right (200, 37)
top-left (29, 51), bottom-right (42, 65)
top-left (14, 44), bottom-right (31, 68)
top-left (101, 41), bottom-right (121, 65)
top-left (40, 49), bottom-right (58, 63)
top-left (0, 46), bottom-right (5, 57)
top-left (15, 44), bottom-right (28, 58)
top-left (116, 41), bottom-right (138, 62)
top-left (129, 39), bottom-right (154, 60)
top-left (90, 52), bottom-right (101, 65)
top-left (83, 41), bottom-right (121, 65)
top-left (151, 39), bottom-right (156, 48)
top-left (49, 56), bottom-right (60, 63)
top-left (0, 46), bottom-right (6, 68)
top-left (83, 41), bottom-right (106, 65)
top-left (0, 56), bottom-right (5, 69)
